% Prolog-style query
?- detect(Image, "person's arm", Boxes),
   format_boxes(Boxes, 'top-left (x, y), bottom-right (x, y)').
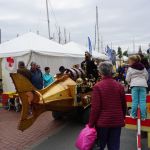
top-left (120, 85), bottom-right (127, 118)
top-left (144, 68), bottom-right (148, 81)
top-left (126, 68), bottom-right (131, 84)
top-left (88, 85), bottom-right (101, 128)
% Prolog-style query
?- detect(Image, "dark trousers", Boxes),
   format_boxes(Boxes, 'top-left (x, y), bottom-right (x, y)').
top-left (96, 127), bottom-right (121, 150)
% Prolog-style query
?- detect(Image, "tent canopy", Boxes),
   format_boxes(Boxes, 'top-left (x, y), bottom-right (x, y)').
top-left (0, 32), bottom-right (83, 58)
top-left (63, 41), bottom-right (86, 57)
top-left (0, 33), bottom-right (85, 92)
top-left (63, 41), bottom-right (108, 60)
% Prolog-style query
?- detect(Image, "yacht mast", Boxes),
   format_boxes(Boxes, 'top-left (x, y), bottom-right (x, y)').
top-left (46, 0), bottom-right (51, 39)
top-left (96, 6), bottom-right (100, 52)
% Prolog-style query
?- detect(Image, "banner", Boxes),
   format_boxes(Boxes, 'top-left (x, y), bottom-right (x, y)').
top-left (88, 37), bottom-right (92, 55)
top-left (5, 57), bottom-right (16, 72)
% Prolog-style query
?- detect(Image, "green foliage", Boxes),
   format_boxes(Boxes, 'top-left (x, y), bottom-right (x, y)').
top-left (123, 50), bottom-right (128, 57)
top-left (117, 47), bottom-right (122, 59)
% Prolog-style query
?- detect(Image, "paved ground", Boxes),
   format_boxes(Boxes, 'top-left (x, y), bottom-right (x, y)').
top-left (0, 109), bottom-right (64, 150)
top-left (32, 121), bottom-right (150, 150)
top-left (0, 109), bottom-right (150, 150)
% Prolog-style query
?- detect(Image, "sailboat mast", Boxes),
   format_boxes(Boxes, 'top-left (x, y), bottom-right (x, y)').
top-left (64, 28), bottom-right (67, 44)
top-left (96, 6), bottom-right (100, 52)
top-left (94, 24), bottom-right (97, 51)
top-left (69, 32), bottom-right (71, 42)
top-left (58, 27), bottom-right (61, 43)
top-left (0, 29), bottom-right (1, 44)
top-left (46, 0), bottom-right (51, 39)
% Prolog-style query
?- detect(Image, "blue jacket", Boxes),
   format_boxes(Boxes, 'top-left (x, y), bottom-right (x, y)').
top-left (30, 69), bottom-right (43, 90)
top-left (43, 73), bottom-right (54, 87)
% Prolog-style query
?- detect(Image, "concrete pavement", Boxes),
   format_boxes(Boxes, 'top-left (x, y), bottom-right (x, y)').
top-left (32, 121), bottom-right (150, 150)
top-left (0, 109), bottom-right (149, 150)
top-left (0, 109), bottom-right (64, 150)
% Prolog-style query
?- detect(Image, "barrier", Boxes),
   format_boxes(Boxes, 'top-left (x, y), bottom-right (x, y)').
top-left (137, 108), bottom-right (141, 150)
top-left (125, 94), bottom-right (150, 149)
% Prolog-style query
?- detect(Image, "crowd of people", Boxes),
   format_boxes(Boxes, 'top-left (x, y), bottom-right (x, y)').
top-left (17, 61), bottom-right (55, 90)
top-left (88, 54), bottom-right (150, 150)
top-left (16, 52), bottom-right (150, 150)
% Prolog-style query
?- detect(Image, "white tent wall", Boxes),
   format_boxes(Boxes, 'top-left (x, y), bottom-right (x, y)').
top-left (2, 53), bottom-right (30, 92)
top-left (2, 52), bottom-right (83, 92)
top-left (32, 52), bottom-right (83, 75)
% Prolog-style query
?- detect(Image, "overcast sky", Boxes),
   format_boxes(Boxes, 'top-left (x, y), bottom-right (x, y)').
top-left (0, 0), bottom-right (150, 53)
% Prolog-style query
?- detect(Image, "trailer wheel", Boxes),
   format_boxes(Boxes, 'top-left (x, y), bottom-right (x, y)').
top-left (82, 107), bottom-right (91, 124)
top-left (52, 111), bottom-right (63, 120)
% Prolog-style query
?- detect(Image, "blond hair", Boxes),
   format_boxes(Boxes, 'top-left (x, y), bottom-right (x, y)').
top-left (128, 55), bottom-right (141, 63)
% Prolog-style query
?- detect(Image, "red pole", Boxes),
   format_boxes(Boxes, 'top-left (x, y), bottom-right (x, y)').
top-left (137, 107), bottom-right (141, 150)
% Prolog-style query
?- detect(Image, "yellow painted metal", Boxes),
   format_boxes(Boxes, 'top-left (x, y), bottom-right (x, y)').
top-left (10, 73), bottom-right (78, 131)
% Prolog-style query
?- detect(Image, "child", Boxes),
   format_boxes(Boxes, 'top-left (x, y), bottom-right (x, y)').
top-left (43, 67), bottom-right (55, 88)
top-left (126, 55), bottom-right (148, 120)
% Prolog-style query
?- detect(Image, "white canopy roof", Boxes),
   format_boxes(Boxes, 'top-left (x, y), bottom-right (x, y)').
top-left (64, 42), bottom-right (108, 60)
top-left (92, 50), bottom-right (109, 60)
top-left (63, 41), bottom-right (86, 57)
top-left (0, 32), bottom-right (83, 58)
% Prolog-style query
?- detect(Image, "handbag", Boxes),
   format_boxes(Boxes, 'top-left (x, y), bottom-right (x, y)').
top-left (75, 125), bottom-right (97, 150)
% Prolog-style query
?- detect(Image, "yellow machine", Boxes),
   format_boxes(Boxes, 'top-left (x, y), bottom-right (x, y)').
top-left (10, 73), bottom-right (92, 131)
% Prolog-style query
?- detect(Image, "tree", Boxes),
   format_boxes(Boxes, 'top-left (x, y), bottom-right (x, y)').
top-left (123, 50), bottom-right (128, 57)
top-left (117, 47), bottom-right (123, 66)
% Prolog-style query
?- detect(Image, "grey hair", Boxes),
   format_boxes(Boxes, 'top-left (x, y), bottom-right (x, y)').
top-left (99, 61), bottom-right (113, 76)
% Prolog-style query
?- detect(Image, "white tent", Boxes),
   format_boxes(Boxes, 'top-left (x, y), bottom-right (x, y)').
top-left (0, 32), bottom-right (84, 92)
top-left (63, 42), bottom-right (108, 60)
top-left (92, 51), bottom-right (109, 60)
top-left (63, 41), bottom-right (85, 57)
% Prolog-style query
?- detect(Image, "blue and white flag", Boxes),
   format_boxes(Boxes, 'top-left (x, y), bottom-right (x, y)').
top-left (88, 37), bottom-right (92, 55)
top-left (105, 45), bottom-right (116, 65)
top-left (105, 45), bottom-right (112, 60)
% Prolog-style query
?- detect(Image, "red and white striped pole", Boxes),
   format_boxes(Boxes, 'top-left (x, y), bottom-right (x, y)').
top-left (137, 107), bottom-right (141, 150)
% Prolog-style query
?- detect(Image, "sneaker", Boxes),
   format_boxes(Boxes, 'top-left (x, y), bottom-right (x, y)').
top-left (130, 114), bottom-right (137, 119)
top-left (141, 118), bottom-right (146, 121)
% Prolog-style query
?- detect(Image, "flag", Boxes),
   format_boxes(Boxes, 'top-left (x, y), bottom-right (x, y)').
top-left (105, 45), bottom-right (112, 60)
top-left (105, 45), bottom-right (116, 65)
top-left (5, 57), bottom-right (16, 72)
top-left (88, 37), bottom-right (92, 55)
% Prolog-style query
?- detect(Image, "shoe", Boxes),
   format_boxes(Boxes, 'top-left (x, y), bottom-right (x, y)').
top-left (130, 114), bottom-right (137, 119)
top-left (141, 118), bottom-right (146, 121)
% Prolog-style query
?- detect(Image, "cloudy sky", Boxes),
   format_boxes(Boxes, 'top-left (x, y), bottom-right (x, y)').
top-left (0, 0), bottom-right (150, 53)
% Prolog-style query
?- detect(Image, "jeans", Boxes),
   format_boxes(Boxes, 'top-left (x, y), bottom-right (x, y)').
top-left (96, 127), bottom-right (121, 150)
top-left (131, 86), bottom-right (147, 119)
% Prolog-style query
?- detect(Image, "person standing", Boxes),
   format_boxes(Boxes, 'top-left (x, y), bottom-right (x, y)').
top-left (17, 61), bottom-right (33, 112)
top-left (17, 61), bottom-right (32, 81)
top-left (43, 67), bottom-right (55, 88)
top-left (126, 55), bottom-right (148, 120)
top-left (30, 62), bottom-right (43, 90)
top-left (89, 62), bottom-right (127, 150)
top-left (81, 51), bottom-right (98, 80)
